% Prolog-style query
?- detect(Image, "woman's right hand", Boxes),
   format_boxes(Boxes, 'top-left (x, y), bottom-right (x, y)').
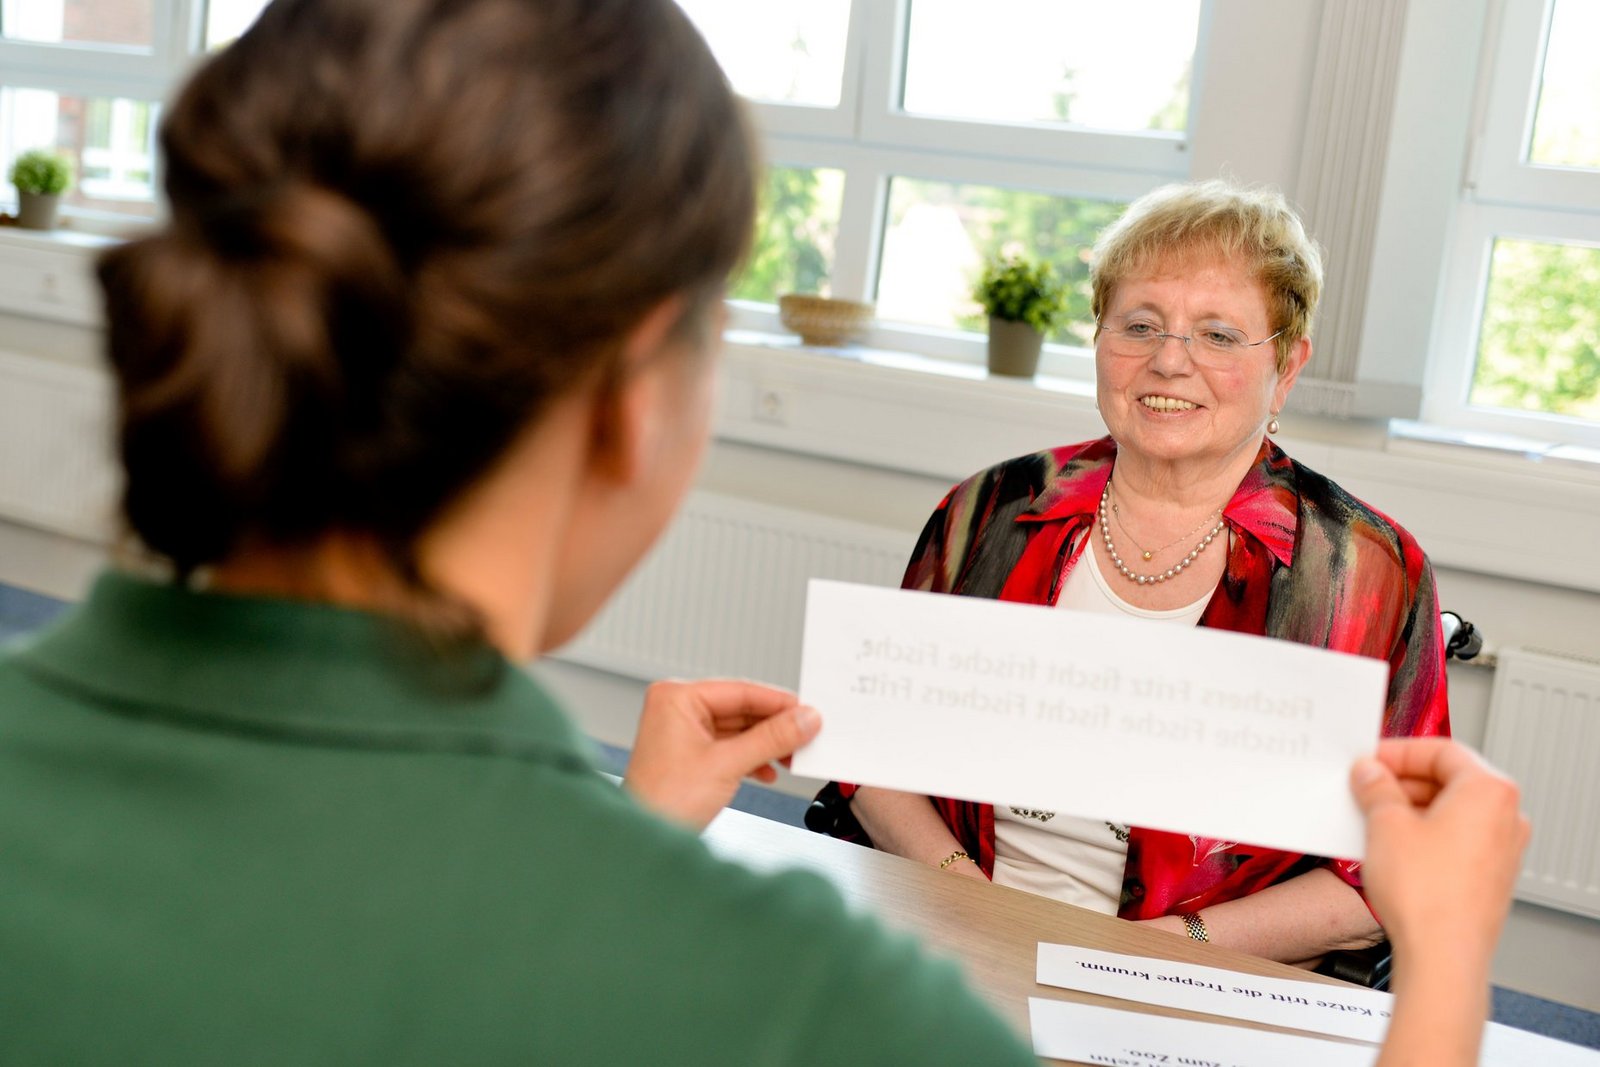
top-left (1352, 738), bottom-right (1529, 971)
top-left (1352, 738), bottom-right (1530, 1067)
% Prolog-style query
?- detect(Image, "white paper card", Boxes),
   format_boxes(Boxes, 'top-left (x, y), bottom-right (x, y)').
top-left (1483, 1023), bottom-right (1600, 1066)
top-left (792, 580), bottom-right (1388, 859)
top-left (1036, 944), bottom-right (1392, 1043)
top-left (1028, 998), bottom-right (1379, 1067)
top-left (1034, 946), bottom-right (1600, 1066)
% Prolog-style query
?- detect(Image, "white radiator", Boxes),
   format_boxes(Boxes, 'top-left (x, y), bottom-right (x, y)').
top-left (558, 491), bottom-right (911, 690)
top-left (1482, 647), bottom-right (1600, 920)
top-left (0, 350), bottom-right (118, 543)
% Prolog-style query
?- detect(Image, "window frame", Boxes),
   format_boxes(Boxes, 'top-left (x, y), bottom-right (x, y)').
top-left (721, 0), bottom-right (1210, 382)
top-left (0, 0), bottom-right (209, 226)
top-left (0, 0), bottom-right (201, 96)
top-left (1421, 0), bottom-right (1600, 448)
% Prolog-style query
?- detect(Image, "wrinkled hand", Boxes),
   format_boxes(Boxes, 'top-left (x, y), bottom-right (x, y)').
top-left (1351, 738), bottom-right (1530, 973)
top-left (623, 679), bottom-right (822, 830)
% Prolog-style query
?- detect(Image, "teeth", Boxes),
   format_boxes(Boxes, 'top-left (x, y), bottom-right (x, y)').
top-left (1141, 395), bottom-right (1197, 412)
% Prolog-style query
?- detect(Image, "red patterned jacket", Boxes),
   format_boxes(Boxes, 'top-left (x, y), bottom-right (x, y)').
top-left (832, 435), bottom-right (1449, 919)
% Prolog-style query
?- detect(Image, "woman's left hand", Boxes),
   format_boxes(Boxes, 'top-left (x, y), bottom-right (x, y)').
top-left (623, 679), bottom-right (822, 830)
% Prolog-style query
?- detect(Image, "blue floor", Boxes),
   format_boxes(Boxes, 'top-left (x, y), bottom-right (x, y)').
top-left (0, 582), bottom-right (70, 637)
top-left (2, 582), bottom-right (1596, 1049)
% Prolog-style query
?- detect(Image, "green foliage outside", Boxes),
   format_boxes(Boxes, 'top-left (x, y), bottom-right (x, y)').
top-left (948, 187), bottom-right (1123, 346)
top-left (973, 253), bottom-right (1067, 333)
top-left (1471, 239), bottom-right (1600, 419)
top-left (9, 149), bottom-right (73, 195)
top-left (730, 166), bottom-right (838, 303)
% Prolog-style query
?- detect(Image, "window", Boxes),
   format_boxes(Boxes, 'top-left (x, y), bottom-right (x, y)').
top-left (900, 2), bottom-right (1194, 135)
top-left (1, 0), bottom-right (154, 48)
top-left (675, 0), bottom-right (852, 109)
top-left (0, 0), bottom-right (272, 228)
top-left (878, 178), bottom-right (1120, 347)
top-left (731, 165), bottom-right (846, 305)
top-left (1425, 0), bottom-right (1600, 445)
top-left (678, 0), bottom-right (1204, 376)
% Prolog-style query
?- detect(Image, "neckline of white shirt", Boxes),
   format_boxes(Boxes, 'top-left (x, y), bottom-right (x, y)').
top-left (1078, 543), bottom-right (1214, 620)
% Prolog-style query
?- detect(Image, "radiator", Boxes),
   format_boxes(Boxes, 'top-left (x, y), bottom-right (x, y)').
top-left (1482, 647), bottom-right (1600, 920)
top-left (558, 491), bottom-right (911, 690)
top-left (0, 350), bottom-right (118, 543)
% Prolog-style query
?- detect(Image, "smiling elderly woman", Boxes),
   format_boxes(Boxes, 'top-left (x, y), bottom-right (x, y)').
top-left (829, 180), bottom-right (1451, 967)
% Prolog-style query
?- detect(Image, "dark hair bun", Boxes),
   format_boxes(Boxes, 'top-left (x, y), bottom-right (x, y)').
top-left (101, 183), bottom-right (408, 570)
top-left (99, 0), bottom-right (755, 582)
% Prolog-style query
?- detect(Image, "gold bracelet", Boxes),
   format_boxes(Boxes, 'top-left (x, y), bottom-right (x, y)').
top-left (1180, 912), bottom-right (1209, 943)
top-left (939, 850), bottom-right (973, 871)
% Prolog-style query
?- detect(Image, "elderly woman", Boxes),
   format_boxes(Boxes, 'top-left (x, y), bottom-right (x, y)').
top-left (836, 180), bottom-right (1450, 967)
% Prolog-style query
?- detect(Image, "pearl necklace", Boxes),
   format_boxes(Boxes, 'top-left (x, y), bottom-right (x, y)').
top-left (1097, 482), bottom-right (1226, 585)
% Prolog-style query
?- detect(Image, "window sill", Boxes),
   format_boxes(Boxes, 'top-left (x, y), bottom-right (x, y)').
top-left (1388, 420), bottom-right (1600, 477)
top-left (4, 233), bottom-right (1598, 593)
top-left (716, 332), bottom-right (1600, 595)
top-left (716, 330), bottom-right (1103, 484)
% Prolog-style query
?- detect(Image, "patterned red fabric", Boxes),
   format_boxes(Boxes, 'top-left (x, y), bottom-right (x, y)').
top-left (833, 436), bottom-right (1449, 920)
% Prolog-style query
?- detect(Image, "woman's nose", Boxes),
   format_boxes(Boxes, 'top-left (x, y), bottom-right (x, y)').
top-left (1148, 332), bottom-right (1195, 374)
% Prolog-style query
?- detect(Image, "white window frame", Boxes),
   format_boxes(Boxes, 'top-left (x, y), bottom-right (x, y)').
top-left (722, 0), bottom-right (1210, 382)
top-left (0, 0), bottom-right (209, 226)
top-left (80, 96), bottom-right (158, 201)
top-left (1421, 0), bottom-right (1600, 448)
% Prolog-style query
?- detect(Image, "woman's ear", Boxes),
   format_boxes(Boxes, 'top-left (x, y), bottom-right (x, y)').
top-left (1274, 335), bottom-right (1313, 411)
top-left (587, 295), bottom-right (688, 486)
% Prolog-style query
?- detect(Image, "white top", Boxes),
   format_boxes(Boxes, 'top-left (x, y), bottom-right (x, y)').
top-left (1058, 538), bottom-right (1214, 625)
top-left (990, 548), bottom-right (1212, 912)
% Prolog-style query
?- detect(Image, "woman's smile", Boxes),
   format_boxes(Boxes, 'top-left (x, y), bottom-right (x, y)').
top-left (1139, 394), bottom-right (1200, 413)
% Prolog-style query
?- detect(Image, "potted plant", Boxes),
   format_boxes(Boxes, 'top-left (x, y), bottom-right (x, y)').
top-left (972, 252), bottom-right (1067, 378)
top-left (9, 148), bottom-right (73, 231)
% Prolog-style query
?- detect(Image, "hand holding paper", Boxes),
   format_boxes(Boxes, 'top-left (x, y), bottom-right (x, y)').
top-left (624, 679), bottom-right (821, 830)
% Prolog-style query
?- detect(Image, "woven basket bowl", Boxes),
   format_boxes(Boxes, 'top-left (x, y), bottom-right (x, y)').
top-left (778, 293), bottom-right (875, 347)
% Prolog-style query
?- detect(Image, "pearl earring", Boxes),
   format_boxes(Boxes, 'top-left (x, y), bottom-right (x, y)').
top-left (1267, 413), bottom-right (1281, 435)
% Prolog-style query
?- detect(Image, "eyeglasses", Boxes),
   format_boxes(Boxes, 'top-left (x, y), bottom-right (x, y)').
top-left (1098, 317), bottom-right (1283, 360)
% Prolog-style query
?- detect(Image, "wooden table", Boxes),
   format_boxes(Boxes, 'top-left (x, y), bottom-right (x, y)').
top-left (705, 806), bottom-right (1362, 1065)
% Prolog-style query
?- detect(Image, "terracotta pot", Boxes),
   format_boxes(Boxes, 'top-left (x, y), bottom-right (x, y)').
top-left (986, 316), bottom-right (1044, 378)
top-left (15, 192), bottom-right (61, 231)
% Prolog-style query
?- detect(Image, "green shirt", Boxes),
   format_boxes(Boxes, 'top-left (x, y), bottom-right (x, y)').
top-left (0, 572), bottom-right (1033, 1065)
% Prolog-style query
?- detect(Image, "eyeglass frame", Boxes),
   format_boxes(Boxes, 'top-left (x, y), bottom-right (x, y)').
top-left (1095, 316), bottom-right (1285, 360)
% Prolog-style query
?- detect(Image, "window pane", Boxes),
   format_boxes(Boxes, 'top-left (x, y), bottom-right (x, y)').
top-left (1470, 238), bottom-right (1600, 419)
top-left (0, 0), bottom-right (152, 48)
top-left (1529, 0), bottom-right (1600, 169)
top-left (204, 0), bottom-right (271, 50)
top-left (2, 88), bottom-right (160, 218)
top-left (674, 0), bottom-right (851, 107)
top-left (876, 177), bottom-right (1123, 345)
top-left (902, 0), bottom-right (1200, 133)
top-left (729, 166), bottom-right (844, 304)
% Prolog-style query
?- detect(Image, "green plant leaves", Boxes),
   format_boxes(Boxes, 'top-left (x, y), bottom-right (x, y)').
top-left (972, 253), bottom-right (1069, 333)
top-left (9, 149), bottom-right (73, 196)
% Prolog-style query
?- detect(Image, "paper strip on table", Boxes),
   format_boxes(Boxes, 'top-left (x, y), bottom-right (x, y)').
top-left (1037, 944), bottom-right (1390, 1042)
top-left (1028, 998), bottom-right (1378, 1067)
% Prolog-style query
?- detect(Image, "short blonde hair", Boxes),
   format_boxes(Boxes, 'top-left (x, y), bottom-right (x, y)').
top-left (1090, 180), bottom-right (1323, 371)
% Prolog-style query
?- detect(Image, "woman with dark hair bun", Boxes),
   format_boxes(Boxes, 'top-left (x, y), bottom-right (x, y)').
top-left (0, 0), bottom-right (1030, 1061)
top-left (0, 0), bottom-right (1527, 1063)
